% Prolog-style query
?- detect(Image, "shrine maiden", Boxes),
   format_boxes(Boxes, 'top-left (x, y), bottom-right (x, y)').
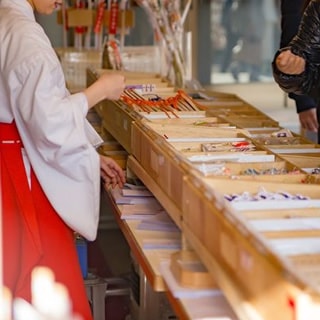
top-left (0, 0), bottom-right (125, 318)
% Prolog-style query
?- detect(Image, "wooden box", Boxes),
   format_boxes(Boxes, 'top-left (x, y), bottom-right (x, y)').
top-left (131, 122), bottom-right (185, 224)
top-left (141, 121), bottom-right (243, 141)
top-left (182, 176), bottom-right (320, 320)
top-left (226, 118), bottom-right (279, 129)
top-left (98, 142), bottom-right (128, 170)
top-left (184, 159), bottom-right (308, 184)
top-left (266, 144), bottom-right (320, 155)
top-left (99, 100), bottom-right (137, 153)
top-left (281, 154), bottom-right (320, 170)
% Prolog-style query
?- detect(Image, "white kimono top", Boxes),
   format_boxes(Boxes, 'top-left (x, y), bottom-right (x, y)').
top-left (0, 0), bottom-right (103, 240)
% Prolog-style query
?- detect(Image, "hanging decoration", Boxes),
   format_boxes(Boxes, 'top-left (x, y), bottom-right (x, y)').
top-left (134, 0), bottom-right (190, 88)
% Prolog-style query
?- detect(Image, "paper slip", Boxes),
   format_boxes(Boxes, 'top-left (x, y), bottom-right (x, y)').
top-left (125, 84), bottom-right (157, 94)
top-left (230, 199), bottom-right (320, 211)
top-left (142, 238), bottom-right (181, 250)
top-left (168, 137), bottom-right (245, 143)
top-left (118, 202), bottom-right (164, 214)
top-left (141, 211), bottom-right (175, 223)
top-left (116, 196), bottom-right (160, 205)
top-left (249, 217), bottom-right (320, 232)
top-left (118, 201), bottom-right (164, 214)
top-left (122, 188), bottom-right (154, 197)
top-left (120, 214), bottom-right (162, 221)
top-left (270, 148), bottom-right (320, 154)
top-left (124, 183), bottom-right (148, 190)
top-left (270, 237), bottom-right (320, 256)
top-left (247, 127), bottom-right (280, 132)
top-left (137, 220), bottom-right (180, 232)
top-left (111, 187), bottom-right (160, 205)
top-left (141, 113), bottom-right (205, 120)
top-left (137, 212), bottom-right (180, 231)
top-left (302, 168), bottom-right (317, 173)
top-left (188, 154), bottom-right (275, 163)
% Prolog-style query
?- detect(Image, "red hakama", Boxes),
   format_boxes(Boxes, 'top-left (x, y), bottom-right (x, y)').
top-left (0, 122), bottom-right (93, 319)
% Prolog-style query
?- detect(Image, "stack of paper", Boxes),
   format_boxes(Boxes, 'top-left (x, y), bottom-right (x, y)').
top-left (111, 184), bottom-right (165, 220)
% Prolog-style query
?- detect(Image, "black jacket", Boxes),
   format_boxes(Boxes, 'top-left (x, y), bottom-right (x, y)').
top-left (273, 0), bottom-right (317, 113)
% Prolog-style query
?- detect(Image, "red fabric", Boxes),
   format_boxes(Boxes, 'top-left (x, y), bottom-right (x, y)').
top-left (0, 122), bottom-right (93, 320)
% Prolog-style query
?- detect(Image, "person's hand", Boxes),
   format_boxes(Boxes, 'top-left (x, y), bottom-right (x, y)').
top-left (276, 50), bottom-right (306, 75)
top-left (83, 72), bottom-right (125, 109)
top-left (298, 108), bottom-right (319, 132)
top-left (98, 72), bottom-right (126, 100)
top-left (100, 155), bottom-right (126, 189)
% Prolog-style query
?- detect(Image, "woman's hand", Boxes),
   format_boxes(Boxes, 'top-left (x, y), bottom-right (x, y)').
top-left (299, 108), bottom-right (319, 132)
top-left (98, 72), bottom-right (126, 100)
top-left (84, 72), bottom-right (125, 109)
top-left (276, 50), bottom-right (306, 75)
top-left (100, 155), bottom-right (126, 189)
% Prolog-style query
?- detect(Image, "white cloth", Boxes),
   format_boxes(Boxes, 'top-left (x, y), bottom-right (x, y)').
top-left (0, 0), bottom-right (103, 240)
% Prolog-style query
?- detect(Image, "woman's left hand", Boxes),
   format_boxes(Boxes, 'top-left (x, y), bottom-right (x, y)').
top-left (100, 155), bottom-right (126, 189)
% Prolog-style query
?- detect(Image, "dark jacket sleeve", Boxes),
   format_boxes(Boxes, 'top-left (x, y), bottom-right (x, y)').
top-left (289, 92), bottom-right (317, 111)
top-left (276, 0), bottom-right (318, 112)
top-left (280, 0), bottom-right (304, 47)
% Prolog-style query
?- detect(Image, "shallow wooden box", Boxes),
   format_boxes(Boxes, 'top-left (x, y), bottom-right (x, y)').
top-left (140, 120), bottom-right (244, 141)
top-left (201, 97), bottom-right (247, 107)
top-left (143, 116), bottom-right (230, 128)
top-left (184, 159), bottom-right (309, 184)
top-left (206, 103), bottom-right (261, 117)
top-left (99, 101), bottom-right (137, 153)
top-left (130, 119), bottom-right (267, 222)
top-left (88, 70), bottom-right (211, 154)
top-left (98, 143), bottom-right (128, 170)
top-left (226, 118), bottom-right (279, 129)
top-left (170, 251), bottom-right (216, 289)
top-left (222, 113), bottom-right (276, 122)
top-left (159, 134), bottom-right (286, 181)
top-left (244, 127), bottom-right (284, 137)
top-left (190, 89), bottom-right (239, 100)
top-left (281, 154), bottom-right (320, 169)
top-left (266, 144), bottom-right (320, 156)
top-left (138, 110), bottom-right (207, 121)
top-left (251, 135), bottom-right (312, 146)
top-left (168, 139), bottom-right (258, 153)
top-left (131, 122), bottom-right (186, 220)
top-left (279, 155), bottom-right (320, 183)
top-left (219, 109), bottom-right (267, 117)
top-left (182, 175), bottom-right (320, 320)
top-left (199, 177), bottom-right (320, 195)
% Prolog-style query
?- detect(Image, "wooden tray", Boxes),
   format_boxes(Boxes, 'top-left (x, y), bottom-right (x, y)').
top-left (131, 122), bottom-right (186, 215)
top-left (182, 175), bottom-right (320, 320)
top-left (170, 251), bottom-right (216, 289)
top-left (280, 155), bottom-right (320, 169)
top-left (88, 67), bottom-right (320, 319)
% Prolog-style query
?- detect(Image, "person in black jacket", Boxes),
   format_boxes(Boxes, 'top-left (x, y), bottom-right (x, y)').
top-left (273, 0), bottom-right (320, 92)
top-left (278, 0), bottom-right (320, 141)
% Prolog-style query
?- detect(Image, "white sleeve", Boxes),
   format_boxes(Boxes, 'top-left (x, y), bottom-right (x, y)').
top-left (10, 50), bottom-right (96, 179)
top-left (8, 48), bottom-right (101, 240)
top-left (85, 119), bottom-right (104, 148)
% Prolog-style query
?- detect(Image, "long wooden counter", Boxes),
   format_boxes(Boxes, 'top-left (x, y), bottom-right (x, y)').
top-left (88, 69), bottom-right (320, 320)
top-left (103, 167), bottom-right (238, 320)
